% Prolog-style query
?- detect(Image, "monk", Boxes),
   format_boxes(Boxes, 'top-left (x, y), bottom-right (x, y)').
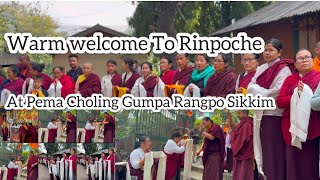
top-left (120, 57), bottom-right (140, 94)
top-left (19, 122), bottom-right (28, 142)
top-left (27, 123), bottom-right (38, 143)
top-left (67, 54), bottom-right (83, 83)
top-left (247, 38), bottom-right (294, 180)
top-left (159, 56), bottom-right (175, 85)
top-left (1, 121), bottom-right (9, 141)
top-left (48, 66), bottom-right (75, 98)
top-left (163, 131), bottom-right (186, 180)
top-left (29, 62), bottom-right (52, 90)
top-left (84, 117), bottom-right (95, 143)
top-left (235, 53), bottom-right (259, 92)
top-left (69, 148), bottom-right (77, 180)
top-left (128, 136), bottom-right (151, 180)
top-left (74, 63), bottom-right (101, 97)
top-left (102, 111), bottom-right (115, 143)
top-left (131, 62), bottom-right (165, 97)
top-left (172, 53), bottom-right (194, 85)
top-left (47, 117), bottom-right (58, 143)
top-left (27, 151), bottom-right (38, 180)
top-left (229, 110), bottom-right (253, 180)
top-left (313, 41), bottom-right (320, 71)
top-left (101, 59), bottom-right (122, 97)
top-left (204, 53), bottom-right (237, 97)
top-left (197, 117), bottom-right (225, 180)
top-left (277, 49), bottom-right (320, 180)
top-left (65, 111), bottom-right (77, 142)
top-left (7, 158), bottom-right (19, 180)
top-left (0, 65), bottom-right (24, 106)
top-left (17, 54), bottom-right (32, 80)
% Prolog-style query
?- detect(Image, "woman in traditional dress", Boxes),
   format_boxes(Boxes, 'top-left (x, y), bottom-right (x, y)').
top-left (247, 38), bottom-right (294, 180)
top-left (159, 56), bottom-right (175, 85)
top-left (131, 62), bottom-right (165, 97)
top-left (101, 60), bottom-right (122, 97)
top-left (106, 148), bottom-right (116, 180)
top-left (69, 148), bottom-right (77, 180)
top-left (117, 57), bottom-right (140, 96)
top-left (197, 117), bottom-right (225, 180)
top-left (48, 66), bottom-right (75, 98)
top-left (185, 54), bottom-right (214, 97)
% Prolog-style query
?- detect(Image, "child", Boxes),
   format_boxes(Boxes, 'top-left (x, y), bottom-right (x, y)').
top-left (30, 75), bottom-right (48, 97)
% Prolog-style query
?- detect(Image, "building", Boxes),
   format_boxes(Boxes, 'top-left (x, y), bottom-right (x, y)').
top-left (52, 24), bottom-right (147, 78)
top-left (210, 1), bottom-right (320, 74)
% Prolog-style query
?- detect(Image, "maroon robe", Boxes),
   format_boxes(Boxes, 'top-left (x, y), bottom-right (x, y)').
top-left (172, 66), bottom-right (194, 85)
top-left (202, 124), bottom-right (225, 180)
top-left (127, 157), bottom-right (143, 180)
top-left (204, 69), bottom-right (237, 97)
top-left (122, 72), bottom-right (140, 93)
top-left (231, 117), bottom-right (253, 180)
top-left (163, 151), bottom-right (181, 180)
top-left (7, 167), bottom-right (18, 180)
top-left (1, 77), bottom-right (24, 95)
top-left (107, 154), bottom-right (115, 173)
top-left (79, 73), bottom-right (101, 97)
top-left (52, 74), bottom-right (75, 99)
top-left (0, 76), bottom-right (3, 84)
top-left (66, 114), bottom-right (77, 142)
top-left (103, 116), bottom-right (115, 143)
top-left (27, 155), bottom-right (38, 180)
top-left (141, 75), bottom-right (158, 97)
top-left (69, 154), bottom-right (77, 174)
top-left (238, 70), bottom-right (256, 89)
top-left (160, 69), bottom-right (175, 85)
top-left (26, 125), bottom-right (38, 143)
top-left (85, 127), bottom-right (95, 143)
top-left (19, 124), bottom-right (28, 143)
top-left (39, 72), bottom-right (52, 90)
top-left (277, 70), bottom-right (320, 180)
top-left (1, 126), bottom-right (8, 141)
top-left (48, 128), bottom-right (57, 143)
top-left (111, 73), bottom-right (122, 87)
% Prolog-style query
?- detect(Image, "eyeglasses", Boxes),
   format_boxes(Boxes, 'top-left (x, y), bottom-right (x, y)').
top-left (296, 55), bottom-right (313, 63)
top-left (241, 58), bottom-right (256, 63)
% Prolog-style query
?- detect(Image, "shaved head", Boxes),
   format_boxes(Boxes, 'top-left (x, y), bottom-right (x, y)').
top-left (315, 41), bottom-right (320, 58)
top-left (82, 62), bottom-right (93, 75)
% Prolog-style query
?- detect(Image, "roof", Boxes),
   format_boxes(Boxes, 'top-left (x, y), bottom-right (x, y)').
top-left (210, 1), bottom-right (320, 36)
top-left (0, 52), bottom-right (20, 67)
top-left (72, 24), bottom-right (128, 37)
top-left (52, 149), bottom-right (70, 155)
top-left (90, 149), bottom-right (108, 156)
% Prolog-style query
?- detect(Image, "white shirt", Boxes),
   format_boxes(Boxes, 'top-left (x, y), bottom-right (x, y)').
top-left (164, 139), bottom-right (185, 154)
top-left (235, 71), bottom-right (248, 90)
top-left (8, 161), bottom-right (19, 169)
top-left (122, 72), bottom-right (133, 84)
top-left (131, 75), bottom-right (151, 97)
top-left (248, 58), bottom-right (292, 116)
top-left (47, 122), bottom-right (58, 129)
top-left (85, 122), bottom-right (95, 130)
top-left (129, 148), bottom-right (145, 169)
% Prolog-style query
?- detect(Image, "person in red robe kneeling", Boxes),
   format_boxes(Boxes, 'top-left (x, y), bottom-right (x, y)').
top-left (163, 131), bottom-right (187, 180)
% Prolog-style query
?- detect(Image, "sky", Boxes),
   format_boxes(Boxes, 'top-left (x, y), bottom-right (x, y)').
top-left (25, 1), bottom-right (137, 35)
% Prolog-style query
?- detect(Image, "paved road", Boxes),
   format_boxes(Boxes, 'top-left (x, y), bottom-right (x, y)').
top-left (38, 164), bottom-right (50, 180)
top-left (77, 163), bottom-right (87, 180)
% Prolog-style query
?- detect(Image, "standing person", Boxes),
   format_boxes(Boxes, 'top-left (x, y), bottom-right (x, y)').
top-left (102, 111), bottom-right (115, 143)
top-left (7, 158), bottom-right (19, 180)
top-left (107, 148), bottom-right (116, 180)
top-left (186, 54), bottom-right (215, 97)
top-left (128, 136), bottom-right (151, 180)
top-left (235, 53), bottom-right (259, 92)
top-left (134, 60), bottom-right (141, 75)
top-left (247, 38), bottom-right (294, 180)
top-left (197, 117), bottom-right (225, 180)
top-left (163, 131), bottom-right (186, 180)
top-left (27, 123), bottom-right (38, 143)
top-left (67, 54), bottom-right (83, 83)
top-left (223, 119), bottom-right (233, 173)
top-left (84, 117), bottom-right (96, 143)
top-left (69, 148), bottom-right (77, 180)
top-left (172, 53), bottom-right (194, 86)
top-left (204, 53), bottom-right (237, 97)
top-left (17, 54), bottom-right (32, 80)
top-left (118, 57), bottom-right (140, 95)
top-left (1, 121), bottom-right (9, 141)
top-left (49, 159), bottom-right (57, 180)
top-left (19, 122), bottom-right (28, 142)
top-left (277, 49), bottom-right (320, 180)
top-left (26, 151), bottom-right (38, 180)
top-left (131, 62), bottom-right (165, 97)
top-left (313, 41), bottom-right (320, 71)
top-left (229, 110), bottom-right (254, 180)
top-left (65, 110), bottom-right (77, 143)
top-left (159, 56), bottom-right (175, 85)
top-left (101, 60), bottom-right (122, 97)
top-left (74, 63), bottom-right (101, 97)
top-left (48, 66), bottom-right (75, 98)
top-left (188, 122), bottom-right (201, 162)
top-left (47, 117), bottom-right (58, 143)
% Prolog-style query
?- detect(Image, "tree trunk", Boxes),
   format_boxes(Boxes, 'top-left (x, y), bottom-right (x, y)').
top-left (220, 1), bottom-right (231, 29)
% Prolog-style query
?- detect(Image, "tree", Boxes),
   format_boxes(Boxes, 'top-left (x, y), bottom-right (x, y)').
top-left (0, 2), bottom-right (65, 75)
